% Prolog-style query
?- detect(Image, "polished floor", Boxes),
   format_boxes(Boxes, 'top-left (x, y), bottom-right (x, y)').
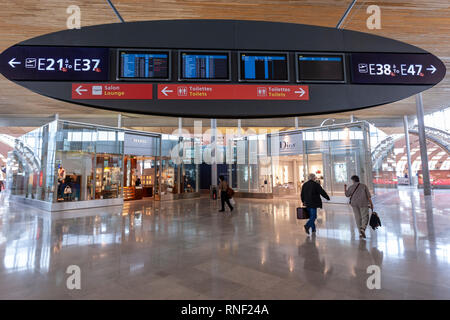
top-left (0, 187), bottom-right (449, 300)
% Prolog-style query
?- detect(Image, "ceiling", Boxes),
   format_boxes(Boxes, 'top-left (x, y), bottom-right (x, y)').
top-left (0, 0), bottom-right (449, 135)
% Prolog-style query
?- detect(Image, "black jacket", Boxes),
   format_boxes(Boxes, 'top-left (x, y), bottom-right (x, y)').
top-left (301, 180), bottom-right (330, 209)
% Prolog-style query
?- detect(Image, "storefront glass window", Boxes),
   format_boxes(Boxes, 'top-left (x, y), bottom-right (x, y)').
top-left (160, 157), bottom-right (178, 195)
top-left (7, 122), bottom-right (56, 201)
top-left (95, 154), bottom-right (122, 199)
top-left (160, 134), bottom-right (179, 198)
top-left (324, 124), bottom-right (370, 196)
top-left (55, 122), bottom-right (96, 202)
top-left (180, 137), bottom-right (198, 194)
top-left (95, 127), bottom-right (123, 200)
top-left (7, 120), bottom-right (167, 206)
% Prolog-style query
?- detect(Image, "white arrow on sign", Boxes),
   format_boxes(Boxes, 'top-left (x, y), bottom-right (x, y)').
top-left (295, 87), bottom-right (306, 97)
top-left (75, 85), bottom-right (88, 96)
top-left (8, 58), bottom-right (21, 68)
top-left (426, 65), bottom-right (437, 74)
top-left (161, 86), bottom-right (173, 96)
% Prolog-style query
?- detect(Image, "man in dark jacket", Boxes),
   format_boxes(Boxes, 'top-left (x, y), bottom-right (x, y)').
top-left (301, 173), bottom-right (330, 235)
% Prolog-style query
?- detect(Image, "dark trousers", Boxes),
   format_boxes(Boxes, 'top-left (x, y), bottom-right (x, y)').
top-left (220, 191), bottom-right (233, 211)
top-left (305, 207), bottom-right (318, 232)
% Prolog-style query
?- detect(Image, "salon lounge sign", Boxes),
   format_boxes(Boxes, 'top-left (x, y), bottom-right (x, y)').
top-left (278, 133), bottom-right (303, 156)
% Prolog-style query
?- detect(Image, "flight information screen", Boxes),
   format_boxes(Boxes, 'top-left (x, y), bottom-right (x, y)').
top-left (180, 52), bottom-right (229, 80)
top-left (240, 53), bottom-right (288, 81)
top-left (297, 54), bottom-right (345, 82)
top-left (119, 51), bottom-right (169, 79)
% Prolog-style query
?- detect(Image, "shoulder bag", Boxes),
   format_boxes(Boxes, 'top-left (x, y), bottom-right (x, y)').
top-left (348, 183), bottom-right (360, 205)
top-left (226, 186), bottom-right (235, 198)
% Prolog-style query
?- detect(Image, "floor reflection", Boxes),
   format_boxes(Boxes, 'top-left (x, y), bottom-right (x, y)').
top-left (298, 235), bottom-right (333, 287)
top-left (0, 188), bottom-right (449, 299)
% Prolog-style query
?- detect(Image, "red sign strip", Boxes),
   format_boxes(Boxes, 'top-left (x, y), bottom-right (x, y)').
top-left (157, 84), bottom-right (309, 100)
top-left (72, 83), bottom-right (153, 99)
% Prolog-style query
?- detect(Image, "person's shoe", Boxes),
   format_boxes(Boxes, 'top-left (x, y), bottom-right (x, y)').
top-left (360, 230), bottom-right (366, 239)
top-left (304, 225), bottom-right (310, 235)
top-left (219, 210), bottom-right (225, 212)
top-left (230, 207), bottom-right (234, 212)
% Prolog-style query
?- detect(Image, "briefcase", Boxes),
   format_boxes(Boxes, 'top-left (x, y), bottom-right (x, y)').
top-left (297, 207), bottom-right (310, 219)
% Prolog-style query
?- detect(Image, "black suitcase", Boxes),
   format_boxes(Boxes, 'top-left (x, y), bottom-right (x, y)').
top-left (297, 207), bottom-right (310, 219)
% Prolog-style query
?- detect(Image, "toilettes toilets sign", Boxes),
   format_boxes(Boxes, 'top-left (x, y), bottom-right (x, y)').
top-left (157, 84), bottom-right (309, 100)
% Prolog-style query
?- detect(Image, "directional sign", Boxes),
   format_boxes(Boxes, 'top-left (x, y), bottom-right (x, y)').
top-left (350, 53), bottom-right (445, 85)
top-left (0, 20), bottom-right (446, 118)
top-left (8, 58), bottom-right (21, 68)
top-left (71, 84), bottom-right (153, 99)
top-left (157, 84), bottom-right (309, 100)
top-left (0, 46), bottom-right (109, 81)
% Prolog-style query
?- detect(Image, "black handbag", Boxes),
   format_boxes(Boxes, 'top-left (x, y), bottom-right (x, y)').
top-left (369, 210), bottom-right (382, 230)
top-left (297, 207), bottom-right (310, 219)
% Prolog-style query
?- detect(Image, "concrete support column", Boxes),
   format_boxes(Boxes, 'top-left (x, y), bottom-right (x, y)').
top-left (178, 117), bottom-right (183, 136)
top-left (117, 113), bottom-right (122, 128)
top-left (228, 163), bottom-right (233, 189)
top-left (294, 117), bottom-right (299, 129)
top-left (54, 113), bottom-right (59, 121)
top-left (415, 93), bottom-right (431, 196)
top-left (403, 115), bottom-right (413, 185)
top-left (350, 114), bottom-right (355, 123)
top-left (211, 119), bottom-right (218, 187)
top-left (293, 159), bottom-right (298, 194)
top-left (177, 117), bottom-right (182, 194)
top-left (195, 164), bottom-right (199, 193)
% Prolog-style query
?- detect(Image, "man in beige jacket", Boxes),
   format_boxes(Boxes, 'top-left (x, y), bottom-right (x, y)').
top-left (345, 175), bottom-right (374, 239)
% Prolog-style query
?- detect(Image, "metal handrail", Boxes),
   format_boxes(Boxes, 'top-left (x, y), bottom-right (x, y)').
top-left (371, 125), bottom-right (450, 169)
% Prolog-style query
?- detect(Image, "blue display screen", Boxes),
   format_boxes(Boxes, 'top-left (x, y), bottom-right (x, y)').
top-left (0, 45), bottom-right (109, 81)
top-left (181, 52), bottom-right (229, 79)
top-left (299, 57), bottom-right (342, 62)
top-left (297, 54), bottom-right (344, 82)
top-left (119, 51), bottom-right (169, 79)
top-left (240, 53), bottom-right (288, 81)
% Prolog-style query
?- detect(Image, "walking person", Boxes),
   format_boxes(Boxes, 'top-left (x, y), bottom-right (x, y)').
top-left (345, 175), bottom-right (374, 239)
top-left (218, 175), bottom-right (233, 212)
top-left (301, 173), bottom-right (330, 235)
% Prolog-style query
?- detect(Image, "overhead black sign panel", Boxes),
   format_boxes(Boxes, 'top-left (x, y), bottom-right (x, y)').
top-left (0, 20), bottom-right (446, 118)
top-left (0, 45), bottom-right (109, 81)
top-left (350, 53), bottom-right (445, 85)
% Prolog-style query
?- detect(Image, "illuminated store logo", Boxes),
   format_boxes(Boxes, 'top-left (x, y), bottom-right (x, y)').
top-left (132, 138), bottom-right (148, 144)
top-left (280, 140), bottom-right (296, 150)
